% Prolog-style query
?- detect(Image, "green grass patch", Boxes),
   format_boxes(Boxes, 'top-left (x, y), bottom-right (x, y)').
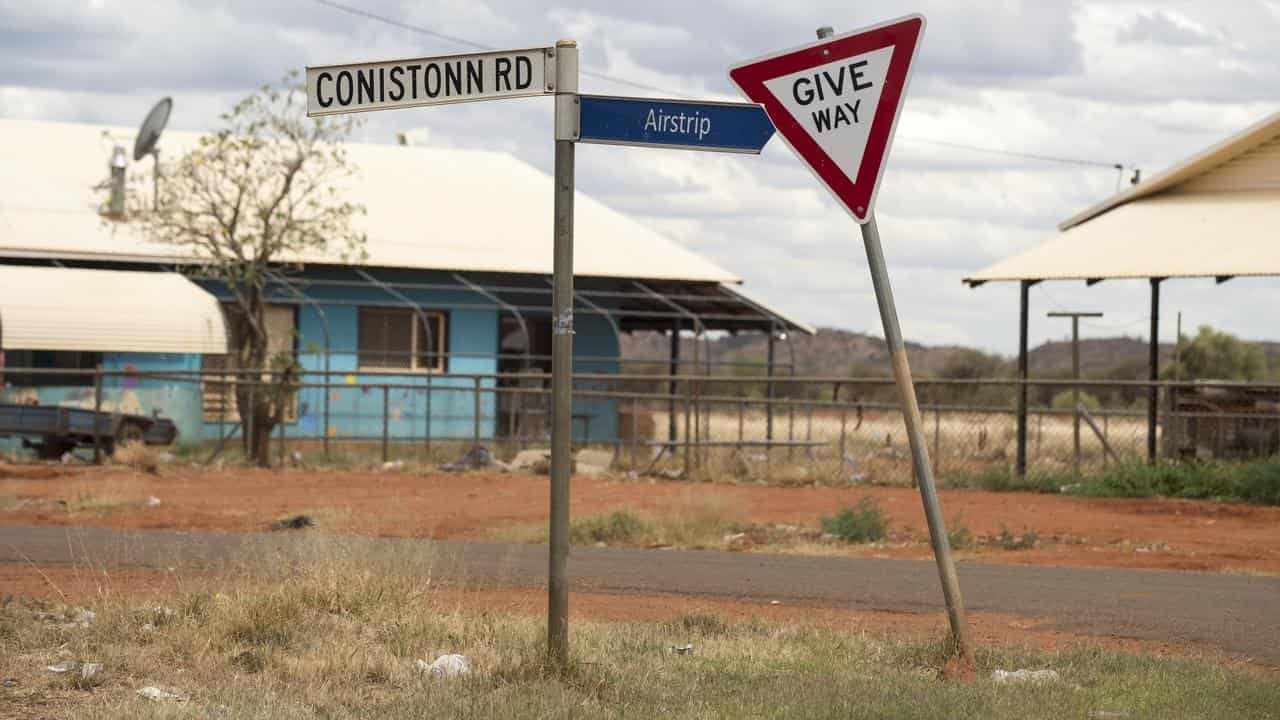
top-left (821, 497), bottom-right (887, 543)
top-left (945, 459), bottom-right (1280, 506)
top-left (571, 510), bottom-right (650, 545)
top-left (496, 491), bottom-right (747, 549)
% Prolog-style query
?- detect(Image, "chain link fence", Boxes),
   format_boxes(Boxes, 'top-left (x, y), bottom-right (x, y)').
top-left (2, 366), bottom-right (1274, 483)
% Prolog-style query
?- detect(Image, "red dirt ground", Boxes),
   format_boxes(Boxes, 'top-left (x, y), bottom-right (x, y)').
top-left (2, 463), bottom-right (1278, 574)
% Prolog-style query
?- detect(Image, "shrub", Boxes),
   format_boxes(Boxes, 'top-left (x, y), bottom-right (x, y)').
top-left (1233, 458), bottom-right (1280, 505)
top-left (1051, 390), bottom-right (1101, 412)
top-left (225, 591), bottom-right (303, 647)
top-left (947, 517), bottom-right (973, 550)
top-left (570, 510), bottom-right (649, 545)
top-left (667, 611), bottom-right (730, 637)
top-left (821, 498), bottom-right (887, 543)
top-left (661, 492), bottom-right (745, 547)
top-left (113, 441), bottom-right (162, 474)
top-left (995, 526), bottom-right (1038, 551)
top-left (945, 466), bottom-right (1061, 494)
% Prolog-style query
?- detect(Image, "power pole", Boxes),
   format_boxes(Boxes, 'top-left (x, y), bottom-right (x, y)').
top-left (1047, 311), bottom-right (1103, 474)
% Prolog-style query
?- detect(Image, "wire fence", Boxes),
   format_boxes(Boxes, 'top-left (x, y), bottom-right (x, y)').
top-left (2, 366), bottom-right (1277, 483)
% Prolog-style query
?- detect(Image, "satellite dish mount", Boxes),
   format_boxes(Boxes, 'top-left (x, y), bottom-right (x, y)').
top-left (133, 97), bottom-right (172, 209)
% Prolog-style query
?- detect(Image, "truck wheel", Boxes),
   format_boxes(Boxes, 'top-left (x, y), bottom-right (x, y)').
top-left (34, 438), bottom-right (75, 461)
top-left (114, 422), bottom-right (145, 450)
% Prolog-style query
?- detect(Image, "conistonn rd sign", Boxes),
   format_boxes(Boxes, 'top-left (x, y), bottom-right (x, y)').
top-left (306, 47), bottom-right (556, 116)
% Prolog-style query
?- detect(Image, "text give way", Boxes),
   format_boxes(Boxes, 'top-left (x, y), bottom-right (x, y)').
top-left (307, 47), bottom-right (556, 117)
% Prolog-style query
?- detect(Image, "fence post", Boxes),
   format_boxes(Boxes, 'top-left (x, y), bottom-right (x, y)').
top-left (323, 376), bottom-right (331, 460)
top-left (381, 384), bottom-right (390, 464)
top-left (508, 385), bottom-right (518, 446)
top-left (1103, 414), bottom-right (1109, 467)
top-left (247, 380), bottom-right (256, 463)
top-left (933, 408), bottom-right (941, 476)
top-left (788, 400), bottom-right (796, 460)
top-left (474, 377), bottom-right (482, 447)
top-left (425, 375), bottom-right (433, 457)
top-left (839, 405), bottom-right (847, 466)
top-left (92, 368), bottom-right (104, 464)
top-left (683, 379), bottom-right (692, 478)
top-left (738, 399), bottom-right (745, 448)
top-left (631, 395), bottom-right (639, 471)
top-left (278, 404), bottom-right (287, 469)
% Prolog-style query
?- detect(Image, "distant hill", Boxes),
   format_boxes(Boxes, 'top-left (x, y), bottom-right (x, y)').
top-left (620, 327), bottom-right (1280, 379)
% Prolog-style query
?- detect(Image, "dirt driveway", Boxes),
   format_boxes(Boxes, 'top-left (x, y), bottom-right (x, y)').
top-left (2, 463), bottom-right (1277, 574)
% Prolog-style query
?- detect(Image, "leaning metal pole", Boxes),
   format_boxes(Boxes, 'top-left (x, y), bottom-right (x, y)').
top-left (548, 39), bottom-right (578, 664)
top-left (861, 214), bottom-right (973, 660)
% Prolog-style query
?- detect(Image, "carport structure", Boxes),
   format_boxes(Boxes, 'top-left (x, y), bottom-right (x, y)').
top-left (964, 112), bottom-right (1280, 476)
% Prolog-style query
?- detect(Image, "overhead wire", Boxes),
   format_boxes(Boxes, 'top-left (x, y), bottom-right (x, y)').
top-left (310, 0), bottom-right (1127, 170)
top-left (310, 0), bottom-right (694, 98)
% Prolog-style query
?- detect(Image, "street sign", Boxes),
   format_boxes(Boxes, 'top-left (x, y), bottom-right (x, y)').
top-left (576, 95), bottom-right (774, 154)
top-left (729, 15), bottom-right (924, 223)
top-left (306, 46), bottom-right (555, 117)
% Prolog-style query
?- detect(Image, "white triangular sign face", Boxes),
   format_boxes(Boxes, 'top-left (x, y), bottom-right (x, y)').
top-left (730, 16), bottom-right (924, 223)
top-left (760, 46), bottom-right (893, 184)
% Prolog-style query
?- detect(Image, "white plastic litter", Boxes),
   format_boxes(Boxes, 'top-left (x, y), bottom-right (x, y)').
top-left (992, 669), bottom-right (1061, 684)
top-left (416, 654), bottom-right (470, 678)
top-left (71, 608), bottom-right (96, 625)
top-left (80, 663), bottom-right (102, 680)
top-left (146, 496), bottom-right (162, 507)
top-left (46, 660), bottom-right (79, 673)
top-left (672, 644), bottom-right (693, 655)
top-left (137, 686), bottom-right (185, 701)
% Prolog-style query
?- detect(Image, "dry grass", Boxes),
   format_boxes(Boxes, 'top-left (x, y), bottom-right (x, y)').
top-left (112, 442), bottom-right (162, 474)
top-left (0, 537), bottom-right (1276, 719)
top-left (494, 489), bottom-right (748, 549)
top-left (0, 491), bottom-right (151, 516)
top-left (634, 406), bottom-right (1152, 485)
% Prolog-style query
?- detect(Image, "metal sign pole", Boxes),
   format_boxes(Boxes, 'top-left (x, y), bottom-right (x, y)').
top-left (548, 39), bottom-right (579, 663)
top-left (861, 213), bottom-right (973, 660)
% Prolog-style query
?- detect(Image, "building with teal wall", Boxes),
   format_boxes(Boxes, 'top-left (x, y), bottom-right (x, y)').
top-left (0, 118), bottom-right (809, 454)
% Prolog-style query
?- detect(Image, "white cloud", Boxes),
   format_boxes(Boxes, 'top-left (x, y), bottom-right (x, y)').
top-left (1, 0), bottom-right (1278, 354)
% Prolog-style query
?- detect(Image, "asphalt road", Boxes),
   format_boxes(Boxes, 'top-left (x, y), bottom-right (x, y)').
top-left (2, 524), bottom-right (1277, 664)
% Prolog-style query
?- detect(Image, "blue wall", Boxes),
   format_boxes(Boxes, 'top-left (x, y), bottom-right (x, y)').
top-left (0, 352), bottom-right (205, 448)
top-left (200, 271), bottom-right (504, 443)
top-left (572, 313), bottom-right (620, 442)
top-left (3, 268), bottom-right (624, 451)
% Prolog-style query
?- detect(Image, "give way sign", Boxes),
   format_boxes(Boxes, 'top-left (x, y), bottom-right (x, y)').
top-left (729, 15), bottom-right (924, 224)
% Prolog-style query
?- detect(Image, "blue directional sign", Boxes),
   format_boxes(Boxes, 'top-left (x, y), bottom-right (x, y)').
top-left (577, 95), bottom-right (775, 154)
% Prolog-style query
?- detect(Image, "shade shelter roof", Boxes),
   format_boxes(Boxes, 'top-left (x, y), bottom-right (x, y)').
top-left (0, 265), bottom-right (227, 354)
top-left (964, 111), bottom-right (1280, 285)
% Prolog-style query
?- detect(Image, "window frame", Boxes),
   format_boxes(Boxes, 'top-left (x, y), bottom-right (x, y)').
top-left (357, 307), bottom-right (448, 374)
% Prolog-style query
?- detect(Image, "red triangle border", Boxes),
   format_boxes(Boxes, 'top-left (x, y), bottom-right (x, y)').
top-left (730, 16), bottom-right (924, 223)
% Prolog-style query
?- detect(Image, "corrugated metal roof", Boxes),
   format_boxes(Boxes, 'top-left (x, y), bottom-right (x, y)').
top-left (0, 118), bottom-right (740, 284)
top-left (1058, 111), bottom-right (1280, 231)
top-left (0, 266), bottom-right (228, 353)
top-left (966, 112), bottom-right (1280, 285)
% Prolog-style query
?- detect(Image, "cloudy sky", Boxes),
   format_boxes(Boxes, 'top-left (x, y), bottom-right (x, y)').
top-left (2, 0), bottom-right (1277, 355)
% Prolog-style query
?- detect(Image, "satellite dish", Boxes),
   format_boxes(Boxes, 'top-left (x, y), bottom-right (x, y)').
top-left (133, 97), bottom-right (172, 161)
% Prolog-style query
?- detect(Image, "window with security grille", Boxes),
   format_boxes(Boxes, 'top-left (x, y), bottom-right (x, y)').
top-left (357, 307), bottom-right (447, 373)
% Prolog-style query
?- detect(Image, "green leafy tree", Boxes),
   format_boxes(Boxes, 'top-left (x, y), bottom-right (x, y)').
top-left (126, 74), bottom-right (366, 466)
top-left (1165, 326), bottom-right (1266, 382)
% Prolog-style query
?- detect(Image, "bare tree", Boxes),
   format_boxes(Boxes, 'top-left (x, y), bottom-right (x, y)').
top-left (128, 74), bottom-right (365, 466)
